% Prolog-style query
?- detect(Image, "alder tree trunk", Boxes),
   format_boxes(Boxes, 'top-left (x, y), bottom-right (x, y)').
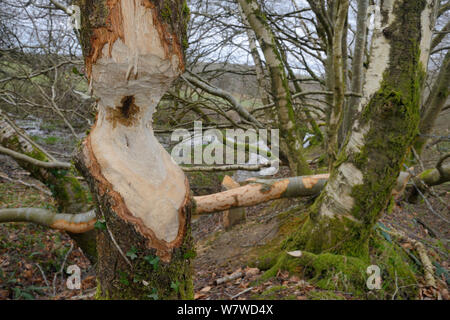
top-left (75, 0), bottom-right (193, 299)
top-left (288, 0), bottom-right (438, 258)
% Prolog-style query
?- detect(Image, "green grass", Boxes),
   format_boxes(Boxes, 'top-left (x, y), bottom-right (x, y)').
top-left (31, 135), bottom-right (62, 145)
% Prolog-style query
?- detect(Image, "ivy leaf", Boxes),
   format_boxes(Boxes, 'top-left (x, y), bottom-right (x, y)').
top-left (171, 281), bottom-right (180, 293)
top-left (94, 220), bottom-right (107, 231)
top-left (119, 271), bottom-right (129, 286)
top-left (72, 67), bottom-right (79, 75)
top-left (144, 255), bottom-right (160, 271)
top-left (126, 247), bottom-right (138, 261)
top-left (148, 288), bottom-right (159, 300)
top-left (376, 222), bottom-right (392, 243)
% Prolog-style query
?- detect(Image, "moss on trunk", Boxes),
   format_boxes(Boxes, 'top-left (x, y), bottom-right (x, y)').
top-left (253, 0), bottom-right (430, 299)
top-left (289, 0), bottom-right (427, 259)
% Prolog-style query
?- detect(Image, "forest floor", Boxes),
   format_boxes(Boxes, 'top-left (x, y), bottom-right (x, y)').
top-left (0, 150), bottom-right (448, 300)
top-left (0, 117), bottom-right (449, 300)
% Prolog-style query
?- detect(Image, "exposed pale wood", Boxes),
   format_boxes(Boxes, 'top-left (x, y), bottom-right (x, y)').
top-left (222, 175), bottom-right (246, 230)
top-left (78, 0), bottom-right (190, 254)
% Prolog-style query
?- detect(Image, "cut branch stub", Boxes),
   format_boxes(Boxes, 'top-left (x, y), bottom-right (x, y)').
top-left (77, 0), bottom-right (190, 260)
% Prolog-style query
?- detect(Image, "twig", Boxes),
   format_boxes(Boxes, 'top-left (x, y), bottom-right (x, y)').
top-left (392, 271), bottom-right (399, 300)
top-left (411, 147), bottom-right (425, 172)
top-left (182, 163), bottom-right (272, 172)
top-left (0, 145), bottom-right (71, 169)
top-left (403, 164), bottom-right (449, 223)
top-left (415, 218), bottom-right (439, 238)
top-left (0, 172), bottom-right (52, 196)
top-left (215, 271), bottom-right (244, 285)
top-left (69, 289), bottom-right (96, 300)
top-left (436, 153), bottom-right (450, 177)
top-left (104, 220), bottom-right (132, 268)
top-left (385, 229), bottom-right (436, 288)
top-left (35, 263), bottom-right (50, 288)
top-left (231, 287), bottom-right (254, 299)
top-left (53, 243), bottom-right (74, 296)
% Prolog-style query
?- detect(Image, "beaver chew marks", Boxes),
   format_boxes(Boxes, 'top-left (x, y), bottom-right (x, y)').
top-left (83, 0), bottom-right (188, 252)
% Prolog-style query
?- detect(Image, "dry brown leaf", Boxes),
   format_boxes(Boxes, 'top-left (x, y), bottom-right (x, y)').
top-left (200, 286), bottom-right (212, 293)
top-left (0, 290), bottom-right (9, 299)
top-left (194, 292), bottom-right (206, 300)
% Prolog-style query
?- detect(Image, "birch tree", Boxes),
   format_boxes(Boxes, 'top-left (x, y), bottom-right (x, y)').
top-left (282, 0), bottom-right (438, 257)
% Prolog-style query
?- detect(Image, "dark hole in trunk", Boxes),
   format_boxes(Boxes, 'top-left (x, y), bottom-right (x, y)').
top-left (120, 96), bottom-right (135, 118)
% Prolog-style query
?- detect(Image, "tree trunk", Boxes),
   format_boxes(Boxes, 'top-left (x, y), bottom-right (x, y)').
top-left (288, 0), bottom-right (437, 258)
top-left (221, 176), bottom-right (246, 230)
top-left (75, 0), bottom-right (193, 299)
top-left (237, 0), bottom-right (311, 176)
top-left (327, 0), bottom-right (349, 169)
top-left (238, 5), bottom-right (271, 108)
top-left (415, 49), bottom-right (450, 153)
top-left (342, 0), bottom-right (370, 142)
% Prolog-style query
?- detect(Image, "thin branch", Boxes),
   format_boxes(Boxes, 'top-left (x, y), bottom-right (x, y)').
top-left (0, 208), bottom-right (96, 233)
top-left (0, 145), bottom-right (71, 169)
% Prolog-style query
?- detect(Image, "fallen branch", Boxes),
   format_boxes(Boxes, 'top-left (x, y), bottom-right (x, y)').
top-left (386, 229), bottom-right (436, 288)
top-left (0, 145), bottom-right (71, 169)
top-left (181, 163), bottom-right (272, 172)
top-left (414, 162), bottom-right (450, 188)
top-left (230, 287), bottom-right (254, 299)
top-left (194, 174), bottom-right (329, 214)
top-left (0, 170), bottom-right (415, 232)
top-left (215, 271), bottom-right (244, 285)
top-left (0, 208), bottom-right (95, 233)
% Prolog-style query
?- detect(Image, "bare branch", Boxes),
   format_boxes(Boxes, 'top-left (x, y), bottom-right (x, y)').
top-left (0, 145), bottom-right (71, 169)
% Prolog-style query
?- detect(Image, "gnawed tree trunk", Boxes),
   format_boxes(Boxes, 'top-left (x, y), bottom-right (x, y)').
top-left (0, 111), bottom-right (97, 262)
top-left (286, 0), bottom-right (437, 258)
top-left (75, 0), bottom-right (193, 299)
top-left (237, 0), bottom-right (311, 176)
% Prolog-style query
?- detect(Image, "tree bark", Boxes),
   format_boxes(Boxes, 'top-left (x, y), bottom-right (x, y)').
top-left (342, 0), bottom-right (370, 142)
top-left (238, 5), bottom-right (271, 108)
top-left (237, 0), bottom-right (311, 176)
top-left (75, 0), bottom-right (193, 299)
top-left (415, 50), bottom-right (450, 153)
top-left (288, 0), bottom-right (438, 258)
top-left (327, 0), bottom-right (349, 169)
